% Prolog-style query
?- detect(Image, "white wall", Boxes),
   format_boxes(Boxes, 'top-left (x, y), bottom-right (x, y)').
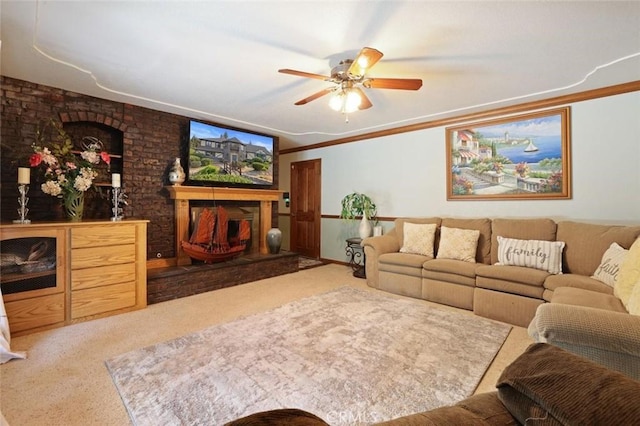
top-left (279, 91), bottom-right (640, 262)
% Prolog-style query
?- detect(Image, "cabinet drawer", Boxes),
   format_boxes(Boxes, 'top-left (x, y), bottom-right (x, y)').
top-left (71, 281), bottom-right (136, 319)
top-left (71, 263), bottom-right (136, 290)
top-left (4, 293), bottom-right (65, 333)
top-left (72, 225), bottom-right (136, 248)
top-left (72, 244), bottom-right (136, 269)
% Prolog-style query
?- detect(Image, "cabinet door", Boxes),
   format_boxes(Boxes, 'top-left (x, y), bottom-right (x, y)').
top-left (4, 293), bottom-right (65, 333)
top-left (1, 227), bottom-right (66, 302)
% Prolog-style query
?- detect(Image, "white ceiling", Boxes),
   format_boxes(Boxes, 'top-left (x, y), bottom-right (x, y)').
top-left (2, 1), bottom-right (639, 150)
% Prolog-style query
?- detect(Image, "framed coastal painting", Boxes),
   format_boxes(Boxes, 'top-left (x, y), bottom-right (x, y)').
top-left (446, 107), bottom-right (571, 200)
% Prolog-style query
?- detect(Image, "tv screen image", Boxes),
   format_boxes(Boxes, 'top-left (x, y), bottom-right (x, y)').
top-left (188, 120), bottom-right (275, 187)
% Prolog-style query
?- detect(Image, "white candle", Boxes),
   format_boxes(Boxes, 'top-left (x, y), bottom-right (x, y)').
top-left (18, 167), bottom-right (30, 185)
top-left (112, 173), bottom-right (121, 188)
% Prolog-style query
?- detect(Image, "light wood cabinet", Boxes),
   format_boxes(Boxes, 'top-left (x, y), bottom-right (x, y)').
top-left (1, 220), bottom-right (148, 336)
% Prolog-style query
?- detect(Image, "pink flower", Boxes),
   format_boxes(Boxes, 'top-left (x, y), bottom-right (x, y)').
top-left (66, 162), bottom-right (77, 170)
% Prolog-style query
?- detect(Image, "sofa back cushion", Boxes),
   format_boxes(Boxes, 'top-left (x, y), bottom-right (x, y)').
top-left (556, 221), bottom-right (640, 276)
top-left (440, 218), bottom-right (492, 264)
top-left (491, 219), bottom-right (557, 265)
top-left (393, 217), bottom-right (441, 250)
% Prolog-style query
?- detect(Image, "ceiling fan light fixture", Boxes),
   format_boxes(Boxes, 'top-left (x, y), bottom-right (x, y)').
top-left (329, 88), bottom-right (362, 113)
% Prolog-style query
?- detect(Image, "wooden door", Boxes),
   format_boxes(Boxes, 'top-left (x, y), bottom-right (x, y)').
top-left (290, 159), bottom-right (321, 258)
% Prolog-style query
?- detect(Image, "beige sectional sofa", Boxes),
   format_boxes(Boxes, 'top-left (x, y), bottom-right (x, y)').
top-left (362, 217), bottom-right (640, 326)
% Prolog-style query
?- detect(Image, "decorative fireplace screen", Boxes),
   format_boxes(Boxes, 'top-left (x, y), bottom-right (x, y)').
top-left (1, 237), bottom-right (57, 295)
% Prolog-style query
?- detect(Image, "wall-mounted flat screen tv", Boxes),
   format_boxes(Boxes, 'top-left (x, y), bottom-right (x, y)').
top-left (186, 120), bottom-right (276, 188)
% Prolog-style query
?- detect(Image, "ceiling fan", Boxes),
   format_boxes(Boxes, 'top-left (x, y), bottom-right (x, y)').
top-left (278, 47), bottom-right (423, 114)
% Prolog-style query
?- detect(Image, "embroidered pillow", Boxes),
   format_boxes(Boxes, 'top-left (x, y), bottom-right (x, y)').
top-left (399, 222), bottom-right (437, 257)
top-left (497, 236), bottom-right (565, 274)
top-left (591, 242), bottom-right (629, 287)
top-left (436, 226), bottom-right (480, 263)
top-left (615, 237), bottom-right (640, 311)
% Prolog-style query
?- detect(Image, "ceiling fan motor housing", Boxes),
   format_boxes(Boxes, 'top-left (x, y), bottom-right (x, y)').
top-left (332, 59), bottom-right (361, 81)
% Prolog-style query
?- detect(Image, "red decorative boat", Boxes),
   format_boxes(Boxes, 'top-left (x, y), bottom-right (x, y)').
top-left (181, 206), bottom-right (250, 263)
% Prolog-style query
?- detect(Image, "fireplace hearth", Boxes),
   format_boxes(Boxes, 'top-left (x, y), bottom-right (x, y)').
top-left (147, 250), bottom-right (298, 303)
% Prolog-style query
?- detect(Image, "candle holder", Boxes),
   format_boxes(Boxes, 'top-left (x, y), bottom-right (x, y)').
top-left (13, 184), bottom-right (31, 224)
top-left (110, 186), bottom-right (128, 221)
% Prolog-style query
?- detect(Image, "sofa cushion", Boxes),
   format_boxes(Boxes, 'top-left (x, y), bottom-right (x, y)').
top-left (497, 343), bottom-right (640, 426)
top-left (556, 221), bottom-right (640, 276)
top-left (496, 236), bottom-right (565, 274)
top-left (490, 218), bottom-right (557, 265)
top-left (441, 218), bottom-right (491, 264)
top-left (615, 237), bottom-right (640, 311)
top-left (423, 258), bottom-right (479, 279)
top-left (379, 252), bottom-right (428, 278)
top-left (476, 264), bottom-right (549, 286)
top-left (399, 222), bottom-right (437, 257)
top-left (394, 217), bottom-right (441, 249)
top-left (543, 273), bottom-right (613, 295)
top-left (436, 226), bottom-right (480, 263)
top-left (551, 287), bottom-right (627, 312)
top-left (591, 242), bottom-right (628, 287)
top-left (379, 252), bottom-right (429, 268)
top-left (476, 265), bottom-right (548, 298)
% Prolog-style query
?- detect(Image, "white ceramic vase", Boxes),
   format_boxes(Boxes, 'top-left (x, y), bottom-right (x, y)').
top-left (168, 157), bottom-right (186, 185)
top-left (358, 214), bottom-right (372, 239)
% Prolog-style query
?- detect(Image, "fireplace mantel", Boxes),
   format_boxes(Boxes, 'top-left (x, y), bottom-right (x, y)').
top-left (166, 186), bottom-right (281, 265)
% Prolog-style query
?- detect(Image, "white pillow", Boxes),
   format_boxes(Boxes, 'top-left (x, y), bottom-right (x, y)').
top-left (436, 226), bottom-right (480, 263)
top-left (399, 223), bottom-right (437, 257)
top-left (496, 236), bottom-right (565, 274)
top-left (591, 242), bottom-right (628, 287)
top-left (615, 237), bottom-right (640, 311)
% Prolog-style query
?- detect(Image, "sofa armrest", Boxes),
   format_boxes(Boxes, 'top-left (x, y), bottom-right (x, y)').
top-left (362, 233), bottom-right (400, 289)
top-left (496, 343), bottom-right (640, 425)
top-left (528, 303), bottom-right (640, 379)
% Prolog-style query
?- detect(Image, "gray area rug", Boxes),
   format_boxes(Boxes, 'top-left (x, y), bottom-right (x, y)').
top-left (106, 287), bottom-right (511, 425)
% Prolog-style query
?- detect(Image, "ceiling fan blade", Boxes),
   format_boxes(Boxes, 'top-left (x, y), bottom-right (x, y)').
top-left (278, 69), bottom-right (331, 81)
top-left (348, 47), bottom-right (383, 77)
top-left (294, 87), bottom-right (335, 105)
top-left (364, 78), bottom-right (423, 90)
top-left (353, 87), bottom-right (373, 110)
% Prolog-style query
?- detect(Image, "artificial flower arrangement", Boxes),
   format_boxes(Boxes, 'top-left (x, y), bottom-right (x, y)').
top-left (29, 120), bottom-right (110, 219)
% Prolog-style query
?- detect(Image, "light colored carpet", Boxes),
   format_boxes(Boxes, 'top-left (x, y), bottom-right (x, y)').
top-left (0, 265), bottom-right (533, 425)
top-left (106, 286), bottom-right (511, 425)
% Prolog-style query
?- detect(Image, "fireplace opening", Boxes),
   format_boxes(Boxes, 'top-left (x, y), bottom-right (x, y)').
top-left (183, 204), bottom-right (260, 263)
top-left (1, 237), bottom-right (57, 295)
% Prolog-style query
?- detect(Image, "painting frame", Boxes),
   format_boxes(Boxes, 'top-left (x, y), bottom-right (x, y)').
top-left (446, 107), bottom-right (571, 201)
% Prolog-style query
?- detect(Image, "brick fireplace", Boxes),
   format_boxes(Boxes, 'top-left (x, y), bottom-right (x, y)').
top-left (147, 186), bottom-right (296, 304)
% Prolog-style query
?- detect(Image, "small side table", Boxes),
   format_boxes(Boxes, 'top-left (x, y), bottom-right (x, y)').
top-left (346, 237), bottom-right (366, 279)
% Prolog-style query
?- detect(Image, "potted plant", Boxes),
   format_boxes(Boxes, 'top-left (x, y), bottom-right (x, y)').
top-left (340, 192), bottom-right (377, 239)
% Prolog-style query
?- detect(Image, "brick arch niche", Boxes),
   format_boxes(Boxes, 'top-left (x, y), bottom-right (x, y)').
top-left (59, 112), bottom-right (127, 219)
